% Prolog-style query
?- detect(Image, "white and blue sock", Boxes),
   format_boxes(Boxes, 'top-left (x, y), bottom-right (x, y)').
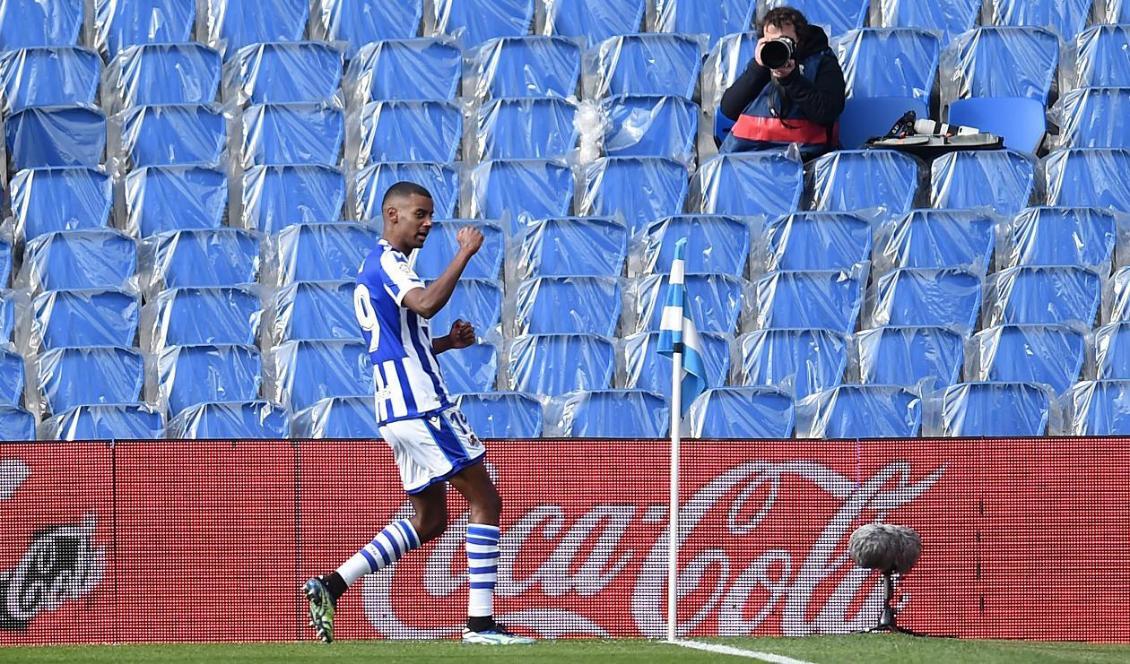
top-left (466, 523), bottom-right (500, 625)
top-left (337, 519), bottom-right (420, 587)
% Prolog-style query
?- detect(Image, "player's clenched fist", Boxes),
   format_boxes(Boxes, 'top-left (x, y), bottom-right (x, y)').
top-left (456, 226), bottom-right (483, 256)
top-left (448, 319), bottom-right (475, 349)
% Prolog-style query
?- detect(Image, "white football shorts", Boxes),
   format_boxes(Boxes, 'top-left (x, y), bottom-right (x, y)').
top-left (379, 407), bottom-right (486, 494)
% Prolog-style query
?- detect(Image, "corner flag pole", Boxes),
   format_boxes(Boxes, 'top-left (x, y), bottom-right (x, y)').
top-left (666, 341), bottom-right (682, 643)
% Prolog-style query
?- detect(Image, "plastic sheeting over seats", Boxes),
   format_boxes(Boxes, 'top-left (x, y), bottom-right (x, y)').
top-left (456, 391), bottom-right (542, 438)
top-left (347, 38), bottom-right (461, 102)
top-left (156, 344), bottom-right (261, 416)
top-left (1043, 148), bottom-right (1130, 209)
top-left (969, 324), bottom-right (1086, 395)
top-left (270, 339), bottom-right (372, 412)
top-left (10, 166), bottom-right (112, 241)
top-left (355, 161), bottom-right (460, 220)
top-left (313, 0), bottom-right (422, 53)
top-left (143, 228), bottom-right (261, 292)
top-left (623, 330), bottom-right (730, 400)
top-left (591, 33), bottom-right (702, 98)
top-left (167, 400), bottom-right (289, 439)
top-left (836, 28), bottom-right (940, 100)
top-left (0, 46), bottom-right (101, 113)
top-left (930, 149), bottom-right (1036, 217)
top-left (412, 220), bottom-right (503, 280)
top-left (738, 327), bottom-right (848, 399)
top-left (271, 280), bottom-right (358, 342)
top-left (274, 222), bottom-right (381, 285)
top-left (808, 149), bottom-right (923, 216)
top-left (692, 153), bottom-right (804, 218)
top-left (580, 157), bottom-right (688, 234)
top-left (469, 159), bottom-right (573, 230)
top-left (687, 387), bottom-right (794, 438)
top-left (432, 0), bottom-right (534, 47)
top-left (290, 395), bottom-right (379, 438)
top-left (31, 288), bottom-right (139, 350)
top-left (753, 269), bottom-right (865, 334)
top-left (44, 403), bottom-right (164, 440)
top-left (869, 268), bottom-right (983, 332)
top-left (506, 333), bottom-right (615, 397)
top-left (94, 0), bottom-right (197, 58)
top-left (797, 385), bottom-right (922, 438)
top-left (21, 229), bottom-right (136, 293)
top-left (855, 326), bottom-right (965, 390)
top-left (469, 36), bottom-right (581, 99)
top-left (241, 164), bottom-right (346, 234)
top-left (6, 105), bottom-right (106, 169)
top-left (550, 389), bottom-right (668, 438)
top-left (228, 41), bottom-right (343, 105)
top-left (117, 103), bottom-right (228, 168)
top-left (36, 346), bottom-right (146, 415)
top-left (146, 286), bottom-right (260, 350)
top-left (0, 0), bottom-right (84, 50)
top-left (637, 215), bottom-right (751, 276)
top-left (106, 42), bottom-right (222, 108)
top-left (932, 381), bottom-right (1053, 436)
top-left (124, 165), bottom-right (228, 237)
top-left (515, 217), bottom-right (628, 278)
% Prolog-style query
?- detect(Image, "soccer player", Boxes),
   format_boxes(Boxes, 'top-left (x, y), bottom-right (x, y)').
top-left (302, 182), bottom-right (532, 646)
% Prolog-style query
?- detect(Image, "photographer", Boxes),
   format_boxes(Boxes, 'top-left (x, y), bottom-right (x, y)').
top-left (716, 7), bottom-right (846, 159)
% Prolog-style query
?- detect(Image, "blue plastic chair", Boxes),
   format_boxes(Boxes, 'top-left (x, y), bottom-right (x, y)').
top-left (0, 406), bottom-right (36, 441)
top-left (507, 333), bottom-right (615, 397)
top-left (348, 38), bottom-right (461, 101)
top-left (879, 209), bottom-right (997, 270)
top-left (316, 0), bottom-right (422, 54)
top-left (836, 28), bottom-right (940, 100)
top-left (0, 290), bottom-right (17, 343)
top-left (37, 346), bottom-right (146, 415)
top-left (456, 391), bottom-right (543, 438)
top-left (6, 106), bottom-right (106, 169)
top-left (764, 212), bottom-right (873, 271)
top-left (359, 100), bottom-right (463, 163)
top-left (148, 229), bottom-right (260, 290)
top-left (623, 330), bottom-right (730, 401)
top-left (32, 288), bottom-right (139, 350)
top-left (275, 223), bottom-right (381, 285)
top-left (0, 239), bottom-right (10, 287)
top-left (119, 103), bottom-right (227, 168)
top-left (947, 97), bottom-right (1046, 154)
top-left (110, 42), bottom-right (222, 107)
top-left (838, 96), bottom-right (928, 150)
top-left (96, 0), bottom-right (196, 57)
top-left (871, 268), bottom-right (983, 332)
top-left (230, 42), bottom-right (343, 105)
top-left (930, 149), bottom-right (1036, 216)
top-left (653, 0), bottom-right (754, 45)
top-left (472, 36), bottom-right (581, 98)
top-left (989, 0), bottom-right (1092, 42)
top-left (799, 384), bottom-right (922, 438)
top-left (517, 217), bottom-right (628, 278)
top-left (434, 0), bottom-right (534, 47)
top-left (46, 403), bottom-right (164, 440)
top-left (355, 161), bottom-right (460, 220)
top-left (1002, 207), bottom-right (1116, 269)
top-left (544, 0), bottom-right (644, 46)
top-left (948, 27), bottom-right (1060, 103)
top-left (694, 152), bottom-right (803, 217)
top-left (687, 387), bottom-right (794, 438)
top-left (272, 281), bottom-right (357, 342)
top-left (23, 230), bottom-right (136, 292)
top-left (158, 344), bottom-right (262, 417)
top-left (124, 165), bottom-right (227, 237)
top-left (878, 0), bottom-right (981, 43)
top-left (559, 389), bottom-right (668, 438)
top-left (0, 347), bottom-right (24, 407)
top-left (413, 220), bottom-right (503, 281)
top-left (0, 46), bottom-right (101, 113)
top-left (515, 276), bottom-right (622, 336)
top-left (437, 342), bottom-right (498, 394)
top-left (475, 97), bottom-right (577, 160)
top-left (1044, 148), bottom-right (1130, 209)
top-left (211, 0), bottom-right (309, 54)
top-left (290, 395), bottom-right (379, 438)
top-left (764, 0), bottom-right (868, 37)
top-left (430, 279), bottom-right (503, 336)
top-left (603, 95), bottom-right (699, 164)
top-left (272, 339), bottom-right (373, 412)
top-left (637, 273), bottom-right (744, 334)
top-left (595, 33), bottom-right (702, 98)
top-left (167, 400), bottom-right (289, 439)
top-left (1055, 87), bottom-right (1130, 149)
top-left (240, 103), bottom-right (344, 167)
top-left (988, 265), bottom-right (1101, 326)
top-left (856, 326), bottom-right (965, 390)
top-left (808, 150), bottom-right (922, 215)
top-left (940, 381), bottom-right (1051, 436)
top-left (151, 286), bottom-right (260, 348)
top-left (582, 157), bottom-right (689, 234)
top-left (753, 270), bottom-right (865, 334)
top-left (469, 159), bottom-right (573, 230)
top-left (739, 327), bottom-right (848, 399)
top-left (1096, 322), bottom-right (1130, 379)
top-left (11, 167), bottom-right (112, 241)
top-left (241, 165), bottom-right (346, 234)
top-left (1075, 26), bottom-right (1130, 88)
top-left (975, 324), bottom-right (1085, 395)
top-left (0, 0), bottom-right (84, 50)
top-left (1063, 380), bottom-right (1130, 435)
top-left (640, 215), bottom-right (750, 276)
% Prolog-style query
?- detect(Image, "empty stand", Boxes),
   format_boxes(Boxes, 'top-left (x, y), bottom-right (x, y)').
top-left (653, 0), bottom-right (754, 45)
top-left (94, 0), bottom-right (196, 58)
top-left (1074, 25), bottom-right (1130, 88)
top-left (764, 0), bottom-right (868, 37)
top-left (1061, 380), bottom-right (1130, 435)
top-left (0, 0), bottom-right (84, 50)
top-left (930, 149), bottom-right (1036, 216)
top-left (516, 217), bottom-right (628, 278)
top-left (543, 0), bottom-right (645, 46)
top-left (0, 347), bottom-right (24, 408)
top-left (45, 403), bottom-right (164, 440)
top-left (240, 102), bottom-right (344, 167)
top-left (0, 406), bottom-right (37, 441)
top-left (942, 26), bottom-right (1060, 103)
top-left (638, 215), bottom-right (751, 276)
top-left (763, 212), bottom-right (873, 271)
top-left (274, 222), bottom-right (381, 285)
top-left (869, 267), bottom-right (983, 332)
top-left (290, 395), bottom-right (379, 438)
top-left (1055, 87), bottom-right (1130, 149)
top-left (432, 0), bottom-right (534, 47)
top-left (1001, 207), bottom-right (1117, 269)
top-left (876, 0), bottom-right (982, 42)
top-left (229, 41), bottom-right (343, 105)
top-left (347, 38), bottom-right (461, 101)
top-left (0, 46), bottom-right (101, 113)
top-left (437, 342), bottom-right (498, 394)
top-left (752, 269), bottom-right (865, 334)
top-left (855, 326), bottom-right (965, 390)
top-left (686, 387), bottom-right (794, 438)
top-left (313, 0), bottom-right (422, 52)
top-left (592, 33), bottom-right (702, 98)
top-left (357, 100), bottom-right (463, 164)
top-left (985, 265), bottom-right (1101, 326)
top-left (241, 164), bottom-right (346, 234)
top-left (602, 94), bottom-right (699, 163)
top-left (692, 153), bottom-right (804, 217)
top-left (270, 339), bottom-right (372, 412)
top-left (554, 389), bottom-right (668, 438)
top-left (970, 324), bottom-right (1086, 395)
top-left (506, 333), bottom-right (615, 397)
top-left (738, 327), bottom-right (848, 399)
top-left (412, 220), bottom-right (503, 281)
top-left (947, 96), bottom-right (1047, 154)
top-left (837, 96), bottom-right (928, 150)
top-left (124, 165), bottom-right (228, 237)
top-left (515, 276), bottom-right (622, 336)
top-left (146, 286), bottom-right (260, 350)
top-left (271, 280), bottom-right (358, 342)
top-left (456, 391), bottom-right (542, 438)
top-left (470, 36), bottom-right (581, 99)
top-left (1043, 148), bottom-right (1130, 209)
top-left (876, 209), bottom-right (997, 271)
top-left (988, 0), bottom-right (1092, 42)
top-left (936, 381), bottom-right (1052, 436)
top-left (429, 279), bottom-right (503, 337)
top-left (156, 344), bottom-right (262, 416)
top-left (167, 400), bottom-right (289, 439)
top-left (807, 150), bottom-right (922, 216)
top-left (836, 28), bottom-right (940, 100)
top-left (118, 103), bottom-right (227, 168)
top-left (6, 105), bottom-right (106, 169)
top-left (355, 161), bottom-right (460, 220)
top-left (797, 385), bottom-right (922, 438)
top-left (1094, 322), bottom-right (1130, 379)
top-left (205, 0), bottom-right (309, 54)
top-left (469, 159), bottom-right (573, 229)
top-left (144, 228), bottom-right (260, 291)
top-left (10, 166), bottom-right (112, 241)
top-left (31, 288), bottom-right (140, 350)
top-left (106, 42), bottom-right (222, 108)
top-left (37, 346), bottom-right (145, 415)
top-left (580, 156), bottom-right (689, 233)
top-left (475, 96), bottom-right (578, 160)
top-left (623, 330), bottom-right (730, 400)
top-left (635, 273), bottom-right (744, 334)
top-left (21, 229), bottom-right (136, 293)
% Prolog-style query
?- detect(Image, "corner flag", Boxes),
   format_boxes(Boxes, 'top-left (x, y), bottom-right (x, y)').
top-left (656, 238), bottom-right (708, 414)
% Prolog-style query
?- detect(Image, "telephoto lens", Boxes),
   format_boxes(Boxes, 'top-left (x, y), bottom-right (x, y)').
top-left (761, 36), bottom-right (795, 69)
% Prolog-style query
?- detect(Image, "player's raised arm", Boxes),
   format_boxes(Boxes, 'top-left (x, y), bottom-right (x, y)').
top-left (401, 226), bottom-right (483, 319)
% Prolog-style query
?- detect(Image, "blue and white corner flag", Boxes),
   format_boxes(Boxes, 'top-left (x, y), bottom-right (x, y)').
top-left (657, 238), bottom-right (708, 414)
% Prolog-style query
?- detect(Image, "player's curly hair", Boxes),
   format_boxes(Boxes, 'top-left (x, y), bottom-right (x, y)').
top-left (759, 6), bottom-right (810, 37)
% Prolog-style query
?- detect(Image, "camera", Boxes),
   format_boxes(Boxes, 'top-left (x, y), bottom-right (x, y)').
top-left (761, 36), bottom-right (796, 69)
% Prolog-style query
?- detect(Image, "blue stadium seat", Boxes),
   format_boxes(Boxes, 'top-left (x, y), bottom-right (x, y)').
top-left (986, 265), bottom-right (1101, 326)
top-left (290, 395), bottom-right (379, 438)
top-left (693, 153), bottom-right (804, 217)
top-left (636, 273), bottom-right (744, 334)
top-left (1056, 87), bottom-right (1130, 149)
top-left (938, 381), bottom-right (1051, 436)
top-left (1062, 380), bottom-right (1130, 435)
top-left (516, 217), bottom-right (628, 278)
top-left (32, 288), bottom-right (139, 350)
top-left (739, 327), bottom-right (848, 399)
top-left (475, 97), bottom-right (578, 160)
top-left (271, 339), bottom-right (372, 412)
top-left (230, 42), bottom-right (342, 105)
top-left (930, 149), bottom-right (1036, 216)
top-left (0, 406), bottom-right (36, 441)
top-left (808, 150), bottom-right (923, 216)
top-left (471, 36), bottom-right (581, 99)
top-left (838, 96), bottom-right (928, 150)
top-left (271, 280), bottom-right (357, 342)
top-left (0, 0), bottom-right (84, 50)
top-left (623, 330), bottom-right (730, 400)
top-left (37, 346), bottom-right (145, 415)
top-left (989, 0), bottom-right (1092, 42)
top-left (167, 400), bottom-right (289, 439)
top-left (437, 341), bottom-right (498, 394)
top-left (1116, 0), bottom-right (1130, 21)
top-left (1043, 148), bottom-right (1130, 209)
top-left (433, 0), bottom-right (533, 47)
top-left (855, 326), bottom-right (965, 390)
top-left (148, 286), bottom-right (260, 350)
top-left (95, 0), bottom-right (196, 57)
top-left (157, 344), bottom-right (261, 417)
top-left (207, 0), bottom-right (309, 54)
top-left (945, 27), bottom-right (1060, 103)
top-left (274, 222), bottom-right (380, 285)
top-left (413, 220), bottom-right (503, 280)
top-left (1001, 207), bottom-right (1117, 269)
top-left (764, 0), bottom-right (868, 37)
top-left (594, 33), bottom-right (702, 98)
top-left (704, 31), bottom-right (756, 102)
top-left (544, 0), bottom-right (644, 46)
top-left (108, 43), bottom-right (222, 108)
top-left (10, 167), bottom-right (112, 242)
top-left (764, 212), bottom-right (873, 271)
top-left (753, 270), bottom-right (865, 334)
top-left (556, 389), bottom-right (668, 438)
top-left (0, 46), bottom-right (101, 113)
top-left (348, 38), bottom-right (462, 101)
top-left (687, 387), bottom-right (794, 438)
top-left (45, 403), bottom-right (164, 440)
top-left (240, 103), bottom-right (344, 167)
top-left (124, 165), bottom-right (227, 237)
top-left (972, 324), bottom-right (1086, 395)
top-left (639, 215), bottom-right (751, 276)
top-left (6, 106), bottom-right (106, 169)
top-left (836, 28), bottom-right (941, 100)
top-left (1074, 26), bottom-right (1130, 88)
top-left (1096, 322), bottom-right (1130, 379)
top-left (315, 0), bottom-right (422, 54)
top-left (456, 391), bottom-right (543, 438)
top-left (358, 100), bottom-right (462, 163)
top-left (514, 276), bottom-right (622, 335)
top-left (507, 333), bottom-right (615, 396)
top-left (946, 96), bottom-right (1047, 154)
top-left (0, 347), bottom-right (24, 407)
top-left (870, 268), bottom-right (983, 332)
top-left (119, 103), bottom-right (227, 168)
top-left (797, 385), bottom-right (922, 438)
top-left (878, 209), bottom-right (997, 271)
top-left (22, 230), bottom-right (137, 293)
top-left (0, 290), bottom-right (19, 344)
top-left (603, 95), bottom-right (699, 164)
top-left (469, 159), bottom-right (573, 230)
top-left (430, 279), bottom-right (503, 336)
top-left (1108, 269), bottom-right (1130, 322)
top-left (581, 157), bottom-right (689, 234)
top-left (876, 0), bottom-right (980, 43)
top-left (241, 165), bottom-right (346, 234)
top-left (654, 0), bottom-right (754, 45)
top-left (355, 161), bottom-right (460, 220)
top-left (146, 228), bottom-right (261, 291)
top-left (0, 239), bottom-right (10, 287)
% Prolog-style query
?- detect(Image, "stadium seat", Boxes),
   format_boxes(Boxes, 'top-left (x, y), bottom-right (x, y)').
top-left (270, 339), bottom-right (372, 412)
top-left (516, 217), bottom-right (628, 278)
top-left (943, 27), bottom-right (1060, 103)
top-left (1043, 148), bottom-right (1130, 209)
top-left (313, 0), bottom-right (422, 53)
top-left (692, 153), bottom-right (804, 217)
top-left (738, 327), bottom-right (848, 399)
top-left (807, 150), bottom-right (923, 216)
top-left (437, 341), bottom-right (498, 394)
top-left (0, 406), bottom-right (36, 441)
top-left (1074, 26), bottom-right (1130, 88)
top-left (456, 391), bottom-right (543, 438)
top-left (147, 286), bottom-right (260, 351)
top-left (354, 161), bottom-right (460, 220)
top-left (107, 43), bottom-right (222, 108)
top-left (357, 100), bottom-right (463, 164)
top-left (753, 269), bottom-right (865, 335)
top-left (469, 159), bottom-right (573, 230)
top-left (475, 97), bottom-right (578, 160)
top-left (653, 0), bottom-right (754, 45)
top-left (241, 165), bottom-right (346, 234)
top-left (580, 157), bottom-right (689, 234)
top-left (229, 42), bottom-right (342, 105)
top-left (45, 403), bottom-right (164, 440)
top-left (970, 324), bottom-right (1086, 395)
top-left (877, 209), bottom-right (997, 271)
top-left (274, 222), bottom-right (381, 285)
top-left (869, 268), bottom-right (983, 332)
top-left (240, 103), bottom-right (344, 167)
top-left (413, 220), bottom-right (503, 281)
top-left (347, 38), bottom-right (462, 101)
top-left (946, 97), bottom-right (1047, 154)
top-left (687, 387), bottom-right (794, 438)
top-left (0, 347), bottom-right (24, 408)
top-left (764, 212), bottom-right (873, 271)
top-left (554, 389), bottom-right (668, 438)
top-left (429, 279), bottom-right (503, 337)
top-left (271, 280), bottom-right (357, 343)
top-left (290, 395), bottom-right (379, 438)
top-left (936, 381), bottom-right (1052, 436)
top-left (10, 167), bottom-right (112, 242)
top-left (593, 33), bottom-right (702, 99)
top-left (157, 344), bottom-right (262, 417)
top-left (506, 333), bottom-right (615, 397)
top-left (764, 0), bottom-right (868, 37)
top-left (635, 273), bottom-right (744, 334)
top-left (514, 276), bottom-right (622, 336)
top-left (433, 0), bottom-right (534, 47)
top-left (144, 228), bottom-right (261, 292)
top-left (167, 400), bottom-right (289, 439)
top-left (118, 103), bottom-right (227, 168)
top-left (838, 96), bottom-right (928, 150)
top-left (1114, 0), bottom-right (1130, 22)
top-left (0, 0), bottom-right (84, 50)
top-left (930, 149), bottom-right (1036, 217)
top-left (123, 165), bottom-right (228, 237)
top-left (31, 288), bottom-right (140, 350)
top-left (855, 326), bottom-right (965, 390)
top-left (94, 0), bottom-right (196, 58)
top-left (37, 346), bottom-right (145, 415)
top-left (21, 230), bottom-right (137, 293)
top-left (988, 0), bottom-right (1092, 42)
top-left (623, 330), bottom-right (730, 400)
top-left (1093, 322), bottom-right (1130, 379)
top-left (1061, 380), bottom-right (1130, 435)
top-left (836, 28), bottom-right (941, 100)
top-left (796, 385), bottom-right (922, 438)
top-left (638, 215), bottom-right (751, 276)
top-left (470, 36), bottom-right (581, 99)
top-left (876, 0), bottom-right (981, 43)
top-left (602, 95), bottom-right (699, 164)
top-left (544, 0), bottom-right (644, 46)
top-left (1055, 87), bottom-right (1130, 149)
top-left (0, 239), bottom-right (10, 287)
top-left (1000, 207), bottom-right (1117, 269)
top-left (0, 290), bottom-right (19, 344)
top-left (6, 105), bottom-right (106, 169)
top-left (0, 46), bottom-right (101, 113)
top-left (702, 31), bottom-right (756, 107)
top-left (985, 265), bottom-right (1101, 326)
top-left (205, 0), bottom-right (309, 54)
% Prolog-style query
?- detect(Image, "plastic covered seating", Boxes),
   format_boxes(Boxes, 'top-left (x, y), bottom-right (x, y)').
top-left (985, 265), bottom-right (1101, 326)
top-left (1043, 148), bottom-right (1130, 209)
top-left (241, 164), bottom-right (345, 234)
top-left (228, 42), bottom-right (342, 106)
top-left (270, 339), bottom-right (372, 412)
top-left (856, 326), bottom-right (965, 390)
top-left (836, 28), bottom-right (941, 100)
top-left (357, 100), bottom-right (462, 164)
top-left (687, 387), bottom-right (794, 438)
top-left (437, 342), bottom-right (497, 394)
top-left (739, 327), bottom-right (848, 399)
top-left (516, 217), bottom-right (628, 278)
top-left (592, 33), bottom-right (702, 99)
top-left (796, 385), bottom-right (922, 438)
top-left (764, 212), bottom-right (873, 271)
top-left (0, 406), bottom-right (36, 441)
top-left (240, 103), bottom-right (344, 167)
top-left (455, 391), bottom-right (542, 438)
top-left (638, 215), bottom-right (751, 276)
top-left (988, 0), bottom-right (1092, 42)
top-left (946, 96), bottom-right (1047, 154)
top-left (869, 268), bottom-right (983, 332)
top-left (31, 288), bottom-right (140, 350)
top-left (0, 290), bottom-right (19, 343)
top-left (1074, 26), bottom-right (1130, 88)
top-left (37, 346), bottom-right (145, 415)
top-left (623, 330), bottom-right (730, 400)
top-left (348, 38), bottom-right (461, 101)
top-left (475, 97), bottom-right (577, 160)
top-left (635, 273), bottom-right (743, 334)
top-left (123, 165), bottom-right (227, 237)
top-left (413, 220), bottom-right (503, 281)
top-left (0, 0), bottom-right (84, 50)
top-left (1106, 270), bottom-right (1130, 323)
top-left (94, 0), bottom-right (196, 58)
top-left (21, 230), bottom-right (136, 293)
top-left (703, 31), bottom-right (757, 107)
top-left (145, 228), bottom-right (261, 291)
top-left (6, 105), bottom-right (106, 169)
top-left (937, 381), bottom-right (1052, 436)
top-left (118, 103), bottom-right (227, 168)
top-left (0, 239), bottom-right (10, 287)
top-left (943, 26), bottom-right (1060, 103)
top-left (167, 400), bottom-right (288, 439)
top-left (274, 222), bottom-right (380, 285)
top-left (1061, 380), bottom-right (1130, 435)
top-left (654, 0), bottom-right (754, 45)
top-left (0, 347), bottom-right (24, 407)
top-left (1055, 87), bottom-right (1130, 149)
top-left (147, 286), bottom-right (260, 350)
top-left (157, 343), bottom-right (261, 416)
top-left (602, 95), bottom-right (699, 164)
top-left (10, 167), bottom-right (112, 242)
top-left (107, 43), bottom-right (222, 108)
top-left (1095, 322), bottom-right (1130, 379)
top-left (930, 150), bottom-right (1036, 217)
top-left (554, 389), bottom-right (668, 438)
top-left (45, 403), bottom-right (164, 440)
top-left (544, 0), bottom-right (644, 47)
top-left (1001, 207), bottom-right (1117, 269)
top-left (506, 333), bottom-right (615, 397)
top-left (838, 96), bottom-right (928, 150)
top-left (877, 209), bottom-right (997, 271)
top-left (271, 280), bottom-right (358, 342)
top-left (433, 0), bottom-right (534, 47)
top-left (753, 269), bottom-right (865, 335)
top-left (313, 0), bottom-right (422, 53)
top-left (808, 150), bottom-right (921, 216)
top-left (692, 153), bottom-right (804, 217)
top-left (430, 279), bottom-right (503, 336)
top-left (290, 395), bottom-right (379, 438)
top-left (354, 161), bottom-right (460, 220)
top-left (971, 324), bottom-right (1086, 395)
top-left (764, 0), bottom-right (868, 37)
top-left (205, 0), bottom-right (309, 54)
top-left (876, 0), bottom-right (981, 43)
top-left (514, 276), bottom-right (622, 336)
top-left (580, 156), bottom-right (689, 234)
top-left (468, 159), bottom-right (573, 230)
top-left (0, 46), bottom-right (101, 113)
top-left (470, 36), bottom-right (581, 99)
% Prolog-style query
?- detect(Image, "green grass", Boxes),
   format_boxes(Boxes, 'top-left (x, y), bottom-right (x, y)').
top-left (3, 636), bottom-right (1129, 664)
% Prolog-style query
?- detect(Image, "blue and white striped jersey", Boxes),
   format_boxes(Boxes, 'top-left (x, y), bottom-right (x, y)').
top-left (354, 239), bottom-right (451, 424)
